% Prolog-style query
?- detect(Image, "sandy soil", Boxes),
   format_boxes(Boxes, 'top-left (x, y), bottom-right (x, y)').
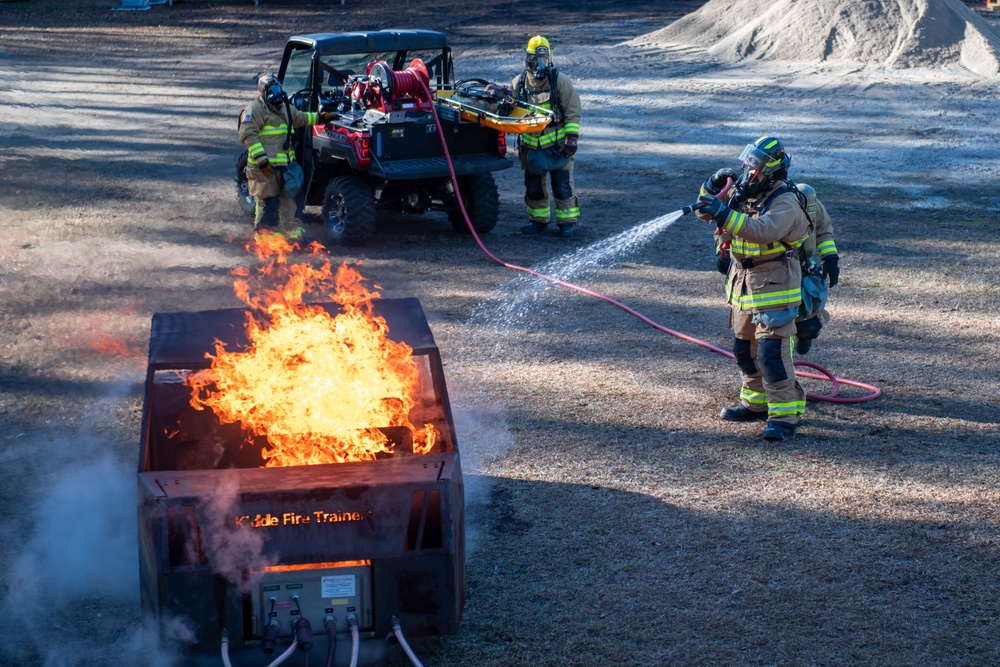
top-left (1, 1), bottom-right (999, 665)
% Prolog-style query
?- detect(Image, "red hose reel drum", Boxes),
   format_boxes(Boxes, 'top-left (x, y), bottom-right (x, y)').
top-left (367, 58), bottom-right (432, 110)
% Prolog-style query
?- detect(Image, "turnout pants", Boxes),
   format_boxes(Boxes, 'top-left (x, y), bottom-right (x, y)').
top-left (731, 309), bottom-right (806, 425)
top-left (519, 152), bottom-right (580, 226)
top-left (247, 164), bottom-right (297, 229)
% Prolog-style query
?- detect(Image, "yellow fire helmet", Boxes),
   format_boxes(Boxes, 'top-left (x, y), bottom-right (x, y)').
top-left (525, 35), bottom-right (551, 55)
top-left (525, 35), bottom-right (552, 78)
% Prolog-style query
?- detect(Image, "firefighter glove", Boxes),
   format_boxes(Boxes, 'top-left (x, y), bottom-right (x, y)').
top-left (255, 156), bottom-right (274, 178)
top-left (320, 111), bottom-right (336, 122)
top-left (822, 254), bottom-right (840, 287)
top-left (698, 194), bottom-right (730, 226)
top-left (705, 167), bottom-right (739, 195)
top-left (560, 134), bottom-right (578, 157)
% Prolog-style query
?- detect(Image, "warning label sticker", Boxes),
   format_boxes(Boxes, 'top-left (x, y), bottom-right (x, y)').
top-left (321, 575), bottom-right (356, 598)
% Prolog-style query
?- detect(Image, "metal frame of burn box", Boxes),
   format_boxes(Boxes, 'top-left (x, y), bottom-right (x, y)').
top-left (137, 298), bottom-right (465, 657)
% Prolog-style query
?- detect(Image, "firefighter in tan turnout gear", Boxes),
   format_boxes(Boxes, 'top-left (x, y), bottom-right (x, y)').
top-left (714, 183), bottom-right (841, 356)
top-left (697, 136), bottom-right (838, 441)
top-left (239, 73), bottom-right (331, 232)
top-left (512, 36), bottom-right (582, 238)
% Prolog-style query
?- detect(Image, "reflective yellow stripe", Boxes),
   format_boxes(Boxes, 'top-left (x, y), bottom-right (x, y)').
top-left (555, 207), bottom-right (579, 220)
top-left (723, 210), bottom-right (747, 235)
top-left (741, 388), bottom-right (767, 404)
top-left (768, 400), bottom-right (805, 415)
top-left (817, 240), bottom-right (838, 256)
top-left (258, 125), bottom-right (289, 136)
top-left (270, 151), bottom-right (295, 165)
top-left (522, 124), bottom-right (573, 149)
top-left (526, 204), bottom-right (549, 218)
top-left (726, 285), bottom-right (802, 310)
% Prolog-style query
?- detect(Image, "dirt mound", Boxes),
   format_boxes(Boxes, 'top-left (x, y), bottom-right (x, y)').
top-left (628, 0), bottom-right (1000, 76)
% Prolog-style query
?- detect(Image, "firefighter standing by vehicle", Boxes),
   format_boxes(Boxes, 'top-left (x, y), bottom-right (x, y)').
top-left (512, 36), bottom-right (582, 238)
top-left (697, 136), bottom-right (836, 441)
top-left (239, 73), bottom-right (331, 233)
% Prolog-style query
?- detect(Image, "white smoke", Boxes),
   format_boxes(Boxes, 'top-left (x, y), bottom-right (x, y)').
top-left (0, 434), bottom-right (181, 667)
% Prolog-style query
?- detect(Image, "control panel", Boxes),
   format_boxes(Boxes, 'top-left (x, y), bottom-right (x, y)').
top-left (250, 561), bottom-right (373, 638)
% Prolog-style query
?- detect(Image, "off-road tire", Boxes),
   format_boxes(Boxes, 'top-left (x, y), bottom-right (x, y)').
top-left (448, 172), bottom-right (499, 234)
top-left (235, 149), bottom-right (256, 218)
top-left (321, 175), bottom-right (376, 246)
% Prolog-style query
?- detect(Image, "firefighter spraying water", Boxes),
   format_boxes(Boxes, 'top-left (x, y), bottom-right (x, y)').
top-left (691, 136), bottom-right (843, 441)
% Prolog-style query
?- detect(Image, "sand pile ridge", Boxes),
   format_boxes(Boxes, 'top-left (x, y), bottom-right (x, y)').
top-left (627, 0), bottom-right (1000, 76)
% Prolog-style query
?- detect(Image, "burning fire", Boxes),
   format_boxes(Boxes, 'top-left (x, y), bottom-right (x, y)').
top-left (186, 234), bottom-right (436, 467)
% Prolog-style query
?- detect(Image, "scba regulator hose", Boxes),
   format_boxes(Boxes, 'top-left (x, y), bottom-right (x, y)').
top-left (419, 81), bottom-right (880, 404)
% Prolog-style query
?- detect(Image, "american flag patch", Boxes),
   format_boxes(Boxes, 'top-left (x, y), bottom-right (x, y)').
top-left (242, 112), bottom-right (252, 122)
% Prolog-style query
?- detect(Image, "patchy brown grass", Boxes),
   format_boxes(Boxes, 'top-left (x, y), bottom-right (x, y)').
top-left (1, 1), bottom-right (998, 666)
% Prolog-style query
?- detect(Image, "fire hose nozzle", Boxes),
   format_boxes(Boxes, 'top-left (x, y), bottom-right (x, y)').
top-left (681, 178), bottom-right (733, 216)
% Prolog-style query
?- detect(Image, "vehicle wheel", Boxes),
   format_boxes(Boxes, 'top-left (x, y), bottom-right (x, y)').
top-left (321, 175), bottom-right (376, 246)
top-left (448, 172), bottom-right (499, 234)
top-left (235, 149), bottom-right (255, 218)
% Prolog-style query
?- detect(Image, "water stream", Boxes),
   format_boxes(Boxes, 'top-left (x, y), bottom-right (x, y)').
top-left (468, 209), bottom-right (686, 359)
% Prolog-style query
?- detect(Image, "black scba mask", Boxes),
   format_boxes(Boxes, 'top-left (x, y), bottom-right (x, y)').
top-left (736, 166), bottom-right (769, 199)
top-left (527, 48), bottom-right (550, 79)
top-left (263, 80), bottom-right (287, 107)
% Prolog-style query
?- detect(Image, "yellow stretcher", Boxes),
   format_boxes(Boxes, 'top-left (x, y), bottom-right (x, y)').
top-left (435, 83), bottom-right (553, 135)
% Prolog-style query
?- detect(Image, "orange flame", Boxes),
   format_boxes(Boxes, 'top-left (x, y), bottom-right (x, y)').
top-left (186, 234), bottom-right (437, 467)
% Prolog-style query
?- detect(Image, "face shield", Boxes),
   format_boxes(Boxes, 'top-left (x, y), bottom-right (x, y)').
top-left (736, 143), bottom-right (783, 198)
top-left (526, 46), bottom-right (551, 79)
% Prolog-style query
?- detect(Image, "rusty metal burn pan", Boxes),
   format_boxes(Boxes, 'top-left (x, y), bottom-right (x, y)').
top-left (136, 298), bottom-right (465, 656)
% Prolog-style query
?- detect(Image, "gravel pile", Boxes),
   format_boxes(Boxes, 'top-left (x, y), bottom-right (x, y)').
top-left (627, 0), bottom-right (1000, 76)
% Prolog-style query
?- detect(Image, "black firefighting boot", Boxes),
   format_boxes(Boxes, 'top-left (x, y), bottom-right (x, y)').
top-left (719, 405), bottom-right (768, 422)
top-left (795, 337), bottom-right (815, 355)
top-left (557, 223), bottom-right (575, 238)
top-left (762, 421), bottom-right (797, 441)
top-left (521, 222), bottom-right (548, 234)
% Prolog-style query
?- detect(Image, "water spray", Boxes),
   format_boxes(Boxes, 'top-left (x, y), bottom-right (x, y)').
top-left (420, 80), bottom-right (879, 403)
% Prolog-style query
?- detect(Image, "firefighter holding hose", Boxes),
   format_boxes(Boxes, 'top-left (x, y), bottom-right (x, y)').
top-left (697, 137), bottom-right (840, 441)
top-left (239, 73), bottom-right (333, 234)
top-left (512, 36), bottom-right (582, 238)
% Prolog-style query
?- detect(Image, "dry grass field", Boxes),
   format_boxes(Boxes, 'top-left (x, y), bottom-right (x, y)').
top-left (1, 1), bottom-right (999, 665)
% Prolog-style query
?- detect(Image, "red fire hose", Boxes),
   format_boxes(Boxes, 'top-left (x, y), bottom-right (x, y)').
top-left (420, 81), bottom-right (880, 404)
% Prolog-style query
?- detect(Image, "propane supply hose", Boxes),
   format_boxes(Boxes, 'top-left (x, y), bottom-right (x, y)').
top-left (420, 80), bottom-right (880, 404)
top-left (348, 614), bottom-right (360, 667)
top-left (265, 638), bottom-right (298, 667)
top-left (324, 616), bottom-right (338, 667)
top-left (220, 629), bottom-right (233, 667)
top-left (391, 616), bottom-right (426, 667)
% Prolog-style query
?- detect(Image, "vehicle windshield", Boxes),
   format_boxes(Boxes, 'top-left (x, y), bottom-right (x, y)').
top-left (317, 49), bottom-right (447, 97)
top-left (317, 52), bottom-right (400, 96)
